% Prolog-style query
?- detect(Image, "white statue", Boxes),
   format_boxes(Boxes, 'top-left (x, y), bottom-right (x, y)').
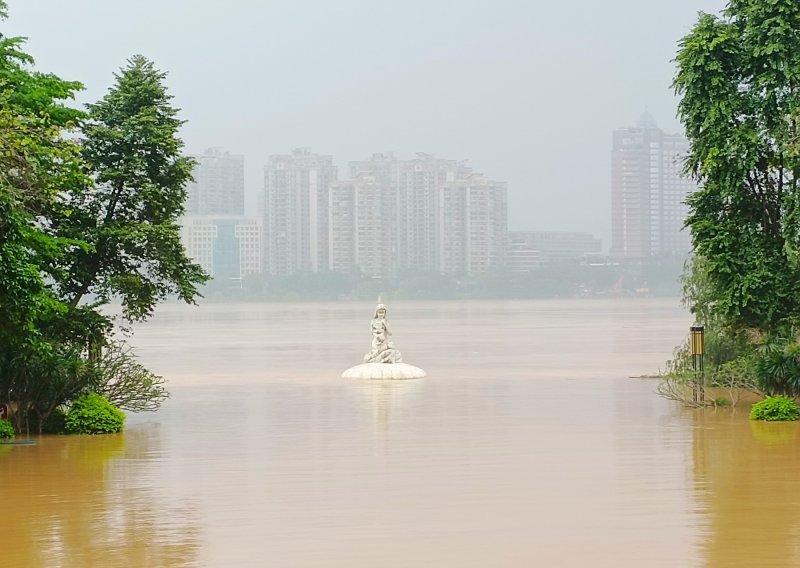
top-left (342, 302), bottom-right (426, 379)
top-left (363, 303), bottom-right (403, 363)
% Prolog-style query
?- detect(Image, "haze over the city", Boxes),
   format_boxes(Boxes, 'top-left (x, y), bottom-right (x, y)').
top-left (9, 2), bottom-right (800, 566)
top-left (9, 0), bottom-right (724, 245)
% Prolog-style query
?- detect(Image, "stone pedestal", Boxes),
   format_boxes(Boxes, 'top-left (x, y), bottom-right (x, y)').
top-left (341, 363), bottom-right (426, 380)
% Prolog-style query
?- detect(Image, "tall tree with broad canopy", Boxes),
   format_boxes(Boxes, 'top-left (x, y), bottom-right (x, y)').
top-left (674, 0), bottom-right (800, 332)
top-left (1, 1), bottom-right (205, 431)
top-left (53, 55), bottom-right (208, 323)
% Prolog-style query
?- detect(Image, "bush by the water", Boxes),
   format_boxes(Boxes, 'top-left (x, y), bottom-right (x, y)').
top-left (750, 396), bottom-right (800, 422)
top-left (65, 394), bottom-right (125, 434)
top-left (0, 419), bottom-right (15, 439)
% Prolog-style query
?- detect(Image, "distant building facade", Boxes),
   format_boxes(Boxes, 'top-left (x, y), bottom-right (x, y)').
top-left (395, 154), bottom-right (471, 273)
top-left (611, 112), bottom-right (697, 259)
top-left (262, 149), bottom-right (337, 275)
top-left (344, 153), bottom-right (505, 276)
top-left (505, 237), bottom-right (542, 273)
top-left (180, 216), bottom-right (262, 281)
top-left (506, 231), bottom-right (601, 267)
top-left (185, 148), bottom-right (245, 216)
top-left (329, 173), bottom-right (398, 278)
top-left (439, 173), bottom-right (507, 274)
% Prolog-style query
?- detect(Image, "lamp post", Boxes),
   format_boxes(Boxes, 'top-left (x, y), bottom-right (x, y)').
top-left (690, 325), bottom-right (705, 403)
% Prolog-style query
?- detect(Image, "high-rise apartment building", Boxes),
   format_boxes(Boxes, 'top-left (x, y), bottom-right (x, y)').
top-left (350, 153), bottom-right (476, 273)
top-left (396, 154), bottom-right (470, 272)
top-left (350, 153), bottom-right (402, 187)
top-left (343, 154), bottom-right (505, 276)
top-left (180, 216), bottom-right (262, 281)
top-left (611, 112), bottom-right (697, 259)
top-left (440, 174), bottom-right (507, 274)
top-left (262, 148), bottom-right (337, 275)
top-left (185, 148), bottom-right (245, 216)
top-left (329, 173), bottom-right (397, 278)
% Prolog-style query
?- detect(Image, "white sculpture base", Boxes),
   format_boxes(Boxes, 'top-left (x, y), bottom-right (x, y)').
top-left (342, 363), bottom-right (427, 380)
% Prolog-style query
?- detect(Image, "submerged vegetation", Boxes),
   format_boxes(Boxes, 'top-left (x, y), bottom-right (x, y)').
top-left (0, 1), bottom-right (206, 434)
top-left (661, 0), bottom-right (800, 417)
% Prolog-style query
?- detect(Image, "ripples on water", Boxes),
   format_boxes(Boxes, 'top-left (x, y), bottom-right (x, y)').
top-left (2, 300), bottom-right (799, 567)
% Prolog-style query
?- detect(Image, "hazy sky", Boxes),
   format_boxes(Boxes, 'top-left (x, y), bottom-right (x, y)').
top-left (6, 0), bottom-right (725, 246)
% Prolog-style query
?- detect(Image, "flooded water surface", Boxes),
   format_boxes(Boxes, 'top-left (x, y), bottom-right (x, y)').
top-left (2, 299), bottom-right (800, 567)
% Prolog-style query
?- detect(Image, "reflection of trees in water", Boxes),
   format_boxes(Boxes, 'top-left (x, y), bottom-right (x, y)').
top-left (0, 427), bottom-right (200, 567)
top-left (692, 411), bottom-right (800, 567)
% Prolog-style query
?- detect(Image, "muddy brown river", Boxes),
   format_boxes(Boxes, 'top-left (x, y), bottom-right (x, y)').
top-left (2, 299), bottom-right (798, 567)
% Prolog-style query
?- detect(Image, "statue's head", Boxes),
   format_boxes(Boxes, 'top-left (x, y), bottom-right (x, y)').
top-left (374, 303), bottom-right (387, 318)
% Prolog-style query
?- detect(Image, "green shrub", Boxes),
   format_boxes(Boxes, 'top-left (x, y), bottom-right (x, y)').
top-left (65, 393), bottom-right (125, 434)
top-left (0, 419), bottom-right (15, 439)
top-left (750, 396), bottom-right (800, 422)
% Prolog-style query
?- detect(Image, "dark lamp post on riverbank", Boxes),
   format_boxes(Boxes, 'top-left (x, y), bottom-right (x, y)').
top-left (690, 325), bottom-right (705, 404)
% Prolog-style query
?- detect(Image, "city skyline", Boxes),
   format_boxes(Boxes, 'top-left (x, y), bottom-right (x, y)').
top-left (180, 109), bottom-right (692, 261)
top-left (180, 146), bottom-right (618, 280)
top-left (183, 107), bottom-right (694, 280)
top-left (7, 0), bottom-right (726, 248)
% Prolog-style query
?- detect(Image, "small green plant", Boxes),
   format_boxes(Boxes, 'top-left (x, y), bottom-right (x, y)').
top-left (712, 397), bottom-right (731, 407)
top-left (0, 419), bottom-right (15, 439)
top-left (750, 396), bottom-right (800, 422)
top-left (65, 394), bottom-right (125, 434)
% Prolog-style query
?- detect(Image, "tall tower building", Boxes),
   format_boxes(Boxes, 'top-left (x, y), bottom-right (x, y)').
top-left (611, 112), bottom-right (697, 259)
top-left (262, 148), bottom-right (337, 275)
top-left (185, 148), bottom-right (245, 216)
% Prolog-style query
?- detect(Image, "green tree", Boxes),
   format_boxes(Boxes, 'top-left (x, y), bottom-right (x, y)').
top-left (0, 2), bottom-right (97, 433)
top-left (674, 1), bottom-right (800, 332)
top-left (53, 55), bottom-right (208, 323)
top-left (1, 4), bottom-right (202, 431)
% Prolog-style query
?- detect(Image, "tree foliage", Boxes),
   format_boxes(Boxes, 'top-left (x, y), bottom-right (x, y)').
top-left (0, 5), bottom-right (204, 433)
top-left (674, 0), bottom-right (800, 331)
top-left (54, 56), bottom-right (207, 322)
top-left (0, 5), bottom-right (95, 433)
top-left (665, 1), bottom-right (800, 402)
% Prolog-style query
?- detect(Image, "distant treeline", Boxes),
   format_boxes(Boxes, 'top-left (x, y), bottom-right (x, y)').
top-left (200, 258), bottom-right (685, 301)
